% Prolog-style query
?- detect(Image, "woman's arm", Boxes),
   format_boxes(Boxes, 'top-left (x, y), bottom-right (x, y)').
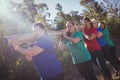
top-left (97, 32), bottom-right (103, 38)
top-left (58, 38), bottom-right (65, 50)
top-left (14, 45), bottom-right (44, 57)
top-left (63, 31), bottom-right (80, 44)
top-left (82, 30), bottom-right (96, 40)
top-left (65, 37), bottom-right (80, 44)
top-left (25, 55), bottom-right (33, 61)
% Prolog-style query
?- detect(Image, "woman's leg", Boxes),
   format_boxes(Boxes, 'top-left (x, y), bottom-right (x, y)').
top-left (109, 46), bottom-right (119, 59)
top-left (90, 52), bottom-right (98, 66)
top-left (95, 50), bottom-right (112, 79)
top-left (102, 45), bottom-right (120, 72)
top-left (76, 60), bottom-right (97, 80)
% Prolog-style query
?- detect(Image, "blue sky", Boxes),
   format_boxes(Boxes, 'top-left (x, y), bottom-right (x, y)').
top-left (34, 0), bottom-right (103, 20)
top-left (34, 0), bottom-right (85, 20)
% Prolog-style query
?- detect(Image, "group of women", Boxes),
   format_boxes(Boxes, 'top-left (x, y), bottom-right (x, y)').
top-left (61, 17), bottom-right (120, 80)
top-left (11, 17), bottom-right (120, 80)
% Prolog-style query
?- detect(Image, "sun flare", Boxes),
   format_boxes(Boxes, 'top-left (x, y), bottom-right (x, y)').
top-left (0, 0), bottom-right (9, 15)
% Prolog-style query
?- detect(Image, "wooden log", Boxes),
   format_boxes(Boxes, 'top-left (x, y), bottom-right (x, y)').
top-left (4, 30), bottom-right (62, 46)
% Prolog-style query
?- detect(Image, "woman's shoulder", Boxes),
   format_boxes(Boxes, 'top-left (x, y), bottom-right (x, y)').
top-left (103, 28), bottom-right (108, 32)
top-left (104, 28), bottom-right (108, 30)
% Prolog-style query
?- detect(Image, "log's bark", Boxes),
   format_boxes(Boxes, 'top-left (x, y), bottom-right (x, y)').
top-left (4, 31), bottom-right (62, 46)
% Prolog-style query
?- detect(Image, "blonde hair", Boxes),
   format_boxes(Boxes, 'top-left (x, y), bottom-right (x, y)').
top-left (66, 21), bottom-right (76, 31)
top-left (91, 18), bottom-right (98, 28)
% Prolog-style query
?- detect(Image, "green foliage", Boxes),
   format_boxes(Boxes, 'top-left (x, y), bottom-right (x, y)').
top-left (0, 19), bottom-right (40, 80)
top-left (55, 9), bottom-right (83, 30)
top-left (103, 0), bottom-right (120, 18)
top-left (55, 3), bottom-right (63, 12)
top-left (7, 57), bottom-right (39, 80)
top-left (80, 0), bottom-right (107, 20)
top-left (79, 0), bottom-right (120, 35)
top-left (106, 18), bottom-right (120, 35)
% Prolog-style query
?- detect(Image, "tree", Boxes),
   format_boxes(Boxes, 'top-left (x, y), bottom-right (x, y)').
top-left (79, 0), bottom-right (107, 20)
top-left (55, 3), bottom-right (83, 29)
top-left (9, 0), bottom-right (50, 24)
top-left (69, 11), bottom-right (83, 24)
top-left (55, 3), bottom-right (63, 12)
top-left (101, 0), bottom-right (120, 18)
top-left (55, 3), bottom-right (66, 29)
top-left (79, 0), bottom-right (120, 35)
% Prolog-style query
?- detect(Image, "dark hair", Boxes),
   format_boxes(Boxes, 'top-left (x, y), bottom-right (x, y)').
top-left (100, 21), bottom-right (106, 29)
top-left (83, 17), bottom-right (94, 27)
top-left (33, 23), bottom-right (47, 34)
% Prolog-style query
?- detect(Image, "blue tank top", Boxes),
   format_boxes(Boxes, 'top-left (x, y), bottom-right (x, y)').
top-left (97, 27), bottom-right (106, 47)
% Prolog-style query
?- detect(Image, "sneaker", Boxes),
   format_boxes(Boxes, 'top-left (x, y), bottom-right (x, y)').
top-left (112, 72), bottom-right (120, 80)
